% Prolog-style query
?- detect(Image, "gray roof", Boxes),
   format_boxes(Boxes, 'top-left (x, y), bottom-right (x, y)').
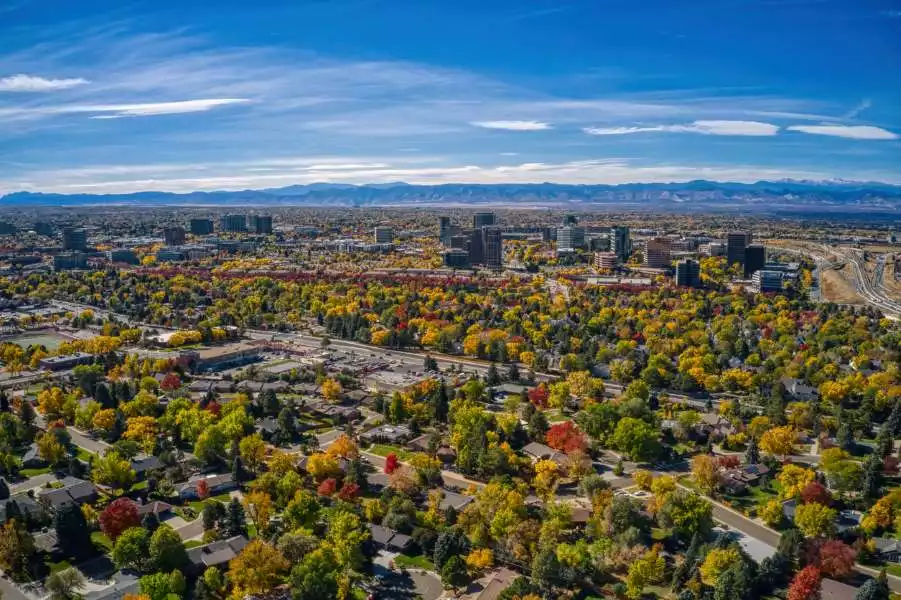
top-left (187, 535), bottom-right (249, 568)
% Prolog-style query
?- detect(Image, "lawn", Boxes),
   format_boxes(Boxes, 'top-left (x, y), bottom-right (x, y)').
top-left (91, 531), bottom-right (113, 552)
top-left (20, 466), bottom-right (52, 478)
top-left (46, 559), bottom-right (72, 574)
top-left (188, 492), bottom-right (232, 513)
top-left (75, 448), bottom-right (95, 462)
top-left (394, 553), bottom-right (435, 571)
top-left (367, 444), bottom-right (412, 461)
top-left (184, 540), bottom-right (204, 549)
top-left (722, 484), bottom-right (780, 517)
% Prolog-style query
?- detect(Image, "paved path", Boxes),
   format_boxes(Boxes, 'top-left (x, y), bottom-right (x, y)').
top-left (0, 576), bottom-right (33, 600)
top-left (362, 451), bottom-right (486, 491)
top-left (67, 427), bottom-right (110, 454)
top-left (10, 472), bottom-right (57, 494)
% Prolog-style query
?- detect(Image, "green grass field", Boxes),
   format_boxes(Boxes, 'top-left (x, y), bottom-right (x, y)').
top-left (394, 553), bottom-right (435, 570)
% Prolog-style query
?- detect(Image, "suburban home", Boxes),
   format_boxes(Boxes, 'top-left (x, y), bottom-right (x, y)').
top-left (407, 433), bottom-right (434, 453)
top-left (698, 413), bottom-right (735, 440)
top-left (257, 417), bottom-right (279, 440)
top-left (37, 477), bottom-right (98, 512)
top-left (0, 493), bottom-right (44, 522)
top-left (367, 524), bottom-right (412, 552)
top-left (22, 443), bottom-right (47, 469)
top-left (873, 538), bottom-right (901, 563)
top-left (136, 500), bottom-right (173, 520)
top-left (305, 400), bottom-right (361, 423)
top-left (461, 567), bottom-right (519, 600)
top-left (488, 383), bottom-right (529, 404)
top-left (130, 455), bottom-right (164, 480)
top-left (781, 377), bottom-right (819, 402)
top-left (297, 455), bottom-right (349, 475)
top-left (366, 471), bottom-right (392, 493)
top-left (820, 578), bottom-right (857, 600)
top-left (782, 499), bottom-right (798, 521)
top-left (177, 473), bottom-right (237, 500)
top-left (360, 424), bottom-right (412, 445)
top-left (719, 463), bottom-right (771, 493)
top-left (522, 442), bottom-right (568, 468)
top-left (187, 535), bottom-right (249, 573)
top-left (434, 489), bottom-right (474, 512)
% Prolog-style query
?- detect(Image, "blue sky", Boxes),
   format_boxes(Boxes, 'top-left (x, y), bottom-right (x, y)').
top-left (1, 0), bottom-right (900, 194)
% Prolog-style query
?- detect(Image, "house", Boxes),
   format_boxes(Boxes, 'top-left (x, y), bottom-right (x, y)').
top-left (407, 434), bottom-right (434, 453)
top-left (38, 352), bottom-right (96, 371)
top-left (781, 377), bottom-right (819, 402)
top-left (820, 578), bottom-right (857, 600)
top-left (297, 455), bottom-right (349, 475)
top-left (836, 509), bottom-right (863, 533)
top-left (461, 567), bottom-right (519, 600)
top-left (177, 473), bottom-right (237, 500)
top-left (698, 413), bottom-right (735, 439)
top-left (782, 499), bottom-right (797, 521)
top-left (0, 493), bottom-right (44, 522)
top-left (22, 443), bottom-right (47, 469)
top-left (359, 424), bottom-right (412, 445)
top-left (489, 383), bottom-right (529, 404)
top-left (367, 524), bottom-right (412, 552)
top-left (872, 538), bottom-right (901, 563)
top-left (435, 489), bottom-right (474, 512)
top-left (37, 477), bottom-right (98, 512)
top-left (258, 418), bottom-right (279, 440)
top-left (719, 464), bottom-right (771, 493)
top-left (130, 455), bottom-right (163, 479)
top-left (522, 442), bottom-right (568, 468)
top-left (366, 472), bottom-right (391, 492)
top-left (137, 500), bottom-right (172, 520)
top-left (187, 535), bottom-right (249, 573)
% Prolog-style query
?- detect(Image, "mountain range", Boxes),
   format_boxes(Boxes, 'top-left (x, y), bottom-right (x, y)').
top-left (3, 179), bottom-right (901, 213)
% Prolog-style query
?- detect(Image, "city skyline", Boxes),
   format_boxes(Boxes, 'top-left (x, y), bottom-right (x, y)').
top-left (2, 0), bottom-right (900, 195)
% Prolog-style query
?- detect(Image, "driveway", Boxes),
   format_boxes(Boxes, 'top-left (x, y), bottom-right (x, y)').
top-left (10, 473), bottom-right (57, 494)
top-left (372, 551), bottom-right (443, 600)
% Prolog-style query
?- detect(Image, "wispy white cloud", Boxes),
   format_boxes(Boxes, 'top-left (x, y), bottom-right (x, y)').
top-left (471, 120), bottom-right (552, 131)
top-left (0, 73), bottom-right (89, 92)
top-left (0, 98), bottom-right (250, 120)
top-left (842, 98), bottom-right (872, 120)
top-left (584, 120), bottom-right (780, 136)
top-left (787, 124), bottom-right (898, 140)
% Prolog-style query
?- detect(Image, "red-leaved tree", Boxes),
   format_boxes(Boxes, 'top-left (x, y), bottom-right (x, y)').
top-left (546, 421), bottom-right (587, 454)
top-left (196, 479), bottom-right (210, 500)
top-left (99, 498), bottom-right (140, 541)
top-left (384, 453), bottom-right (399, 474)
top-left (337, 482), bottom-right (360, 502)
top-left (715, 455), bottom-right (741, 469)
top-left (528, 385), bottom-right (549, 408)
top-left (317, 478), bottom-right (337, 497)
top-left (160, 373), bottom-right (182, 392)
top-left (787, 566), bottom-right (822, 600)
top-left (800, 481), bottom-right (832, 506)
top-left (811, 539), bottom-right (857, 579)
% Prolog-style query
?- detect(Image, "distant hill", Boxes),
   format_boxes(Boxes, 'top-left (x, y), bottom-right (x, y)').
top-left (3, 179), bottom-right (901, 213)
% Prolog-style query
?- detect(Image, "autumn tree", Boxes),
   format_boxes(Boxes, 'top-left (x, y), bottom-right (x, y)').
top-left (691, 454), bottom-right (719, 496)
top-left (0, 519), bottom-right (36, 581)
top-left (760, 426), bottom-right (796, 458)
top-left (545, 421), bottom-right (587, 454)
top-left (787, 566), bottom-right (822, 600)
top-left (626, 547), bottom-right (665, 599)
top-left (326, 434), bottom-right (359, 460)
top-left (795, 502), bottom-right (837, 538)
top-left (99, 498), bottom-right (141, 542)
top-left (238, 433), bottom-right (267, 474)
top-left (321, 378), bottom-right (343, 403)
top-left (384, 452), bottom-right (399, 474)
top-left (811, 539), bottom-right (856, 579)
top-left (700, 547), bottom-right (742, 585)
top-left (227, 540), bottom-right (290, 599)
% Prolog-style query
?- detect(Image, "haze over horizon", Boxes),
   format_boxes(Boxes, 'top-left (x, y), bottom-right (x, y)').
top-left (2, 0), bottom-right (900, 196)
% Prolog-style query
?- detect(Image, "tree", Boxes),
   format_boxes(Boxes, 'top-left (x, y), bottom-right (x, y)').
top-left (855, 571), bottom-right (891, 600)
top-left (149, 525), bottom-right (187, 572)
top-left (611, 417), bottom-right (660, 461)
top-left (530, 546), bottom-right (560, 594)
top-left (0, 519), bottom-right (36, 581)
top-left (227, 540), bottom-right (289, 599)
top-left (801, 481), bottom-right (832, 506)
top-left (533, 459), bottom-right (560, 501)
top-left (36, 430), bottom-right (68, 466)
top-left (545, 421), bottom-right (587, 453)
top-left (778, 464), bottom-right (816, 500)
top-left (787, 566), bottom-right (821, 600)
top-left (46, 567), bottom-right (86, 600)
top-left (326, 434), bottom-right (358, 460)
top-left (243, 490), bottom-right (274, 532)
top-left (626, 547), bottom-right (665, 599)
top-left (658, 489), bottom-right (713, 538)
top-left (779, 529), bottom-right (806, 570)
top-left (700, 547), bottom-right (742, 586)
top-left (760, 426), bottom-right (796, 458)
top-left (320, 378), bottom-right (342, 403)
top-left (465, 548), bottom-right (493, 574)
top-left (434, 529), bottom-right (470, 570)
top-left (863, 453), bottom-right (883, 500)
top-left (290, 548), bottom-right (340, 600)
top-left (440, 554), bottom-right (470, 591)
top-left (55, 503), bottom-right (92, 559)
top-left (112, 527), bottom-right (151, 572)
top-left (759, 499), bottom-right (785, 527)
top-left (306, 453), bottom-right (341, 482)
top-left (239, 433), bottom-right (267, 474)
top-left (812, 539), bottom-right (856, 579)
top-left (745, 436), bottom-right (760, 465)
top-left (692, 454), bottom-right (718, 496)
top-left (795, 502), bottom-right (837, 538)
top-left (140, 570), bottom-right (185, 600)
top-left (99, 498), bottom-right (140, 542)
top-left (92, 451), bottom-right (136, 491)
top-left (224, 497), bottom-right (247, 537)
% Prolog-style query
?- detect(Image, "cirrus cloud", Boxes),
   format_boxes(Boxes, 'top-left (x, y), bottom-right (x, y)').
top-left (786, 124), bottom-right (898, 140)
top-left (0, 73), bottom-right (89, 92)
top-left (584, 120), bottom-right (780, 136)
top-left (471, 120), bottom-right (552, 131)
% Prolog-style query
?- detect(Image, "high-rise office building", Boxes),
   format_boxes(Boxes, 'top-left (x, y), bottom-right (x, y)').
top-left (468, 229), bottom-right (484, 265)
top-left (612, 226), bottom-right (631, 262)
top-left (556, 226), bottom-right (586, 252)
top-left (374, 227), bottom-right (394, 244)
top-left (249, 215), bottom-right (273, 234)
top-left (676, 259), bottom-right (701, 287)
top-left (443, 249), bottom-right (471, 269)
top-left (54, 252), bottom-right (87, 270)
top-left (164, 226), bottom-right (187, 246)
top-left (482, 226), bottom-right (503, 271)
top-left (190, 218), bottom-right (214, 235)
top-left (439, 217), bottom-right (451, 244)
top-left (220, 214), bottom-right (247, 233)
top-left (753, 270), bottom-right (783, 292)
top-left (727, 231), bottom-right (752, 267)
top-left (644, 238), bottom-right (672, 269)
top-left (744, 245), bottom-right (766, 278)
top-left (62, 227), bottom-right (87, 251)
top-left (473, 212), bottom-right (496, 229)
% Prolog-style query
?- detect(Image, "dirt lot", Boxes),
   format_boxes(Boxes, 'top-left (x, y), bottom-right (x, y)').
top-left (821, 267), bottom-right (864, 304)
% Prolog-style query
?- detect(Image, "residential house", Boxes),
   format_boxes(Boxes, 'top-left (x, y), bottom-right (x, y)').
top-left (781, 377), bottom-right (819, 402)
top-left (488, 383), bottom-right (529, 404)
top-left (820, 578), bottom-right (857, 600)
top-left (367, 524), bottom-right (412, 552)
top-left (22, 443), bottom-right (47, 469)
top-left (130, 455), bottom-right (163, 480)
top-left (360, 424), bottom-right (412, 445)
top-left (719, 464), bottom-right (771, 494)
top-left (872, 538), bottom-right (901, 563)
top-left (522, 442), bottom-right (568, 469)
top-left (37, 477), bottom-right (98, 512)
top-left (461, 567), bottom-right (519, 600)
top-left (698, 413), bottom-right (735, 440)
top-left (187, 535), bottom-right (249, 574)
top-left (177, 473), bottom-right (237, 500)
top-left (0, 493), bottom-right (44, 522)
top-left (137, 500), bottom-right (172, 520)
top-left (435, 489), bottom-right (474, 512)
